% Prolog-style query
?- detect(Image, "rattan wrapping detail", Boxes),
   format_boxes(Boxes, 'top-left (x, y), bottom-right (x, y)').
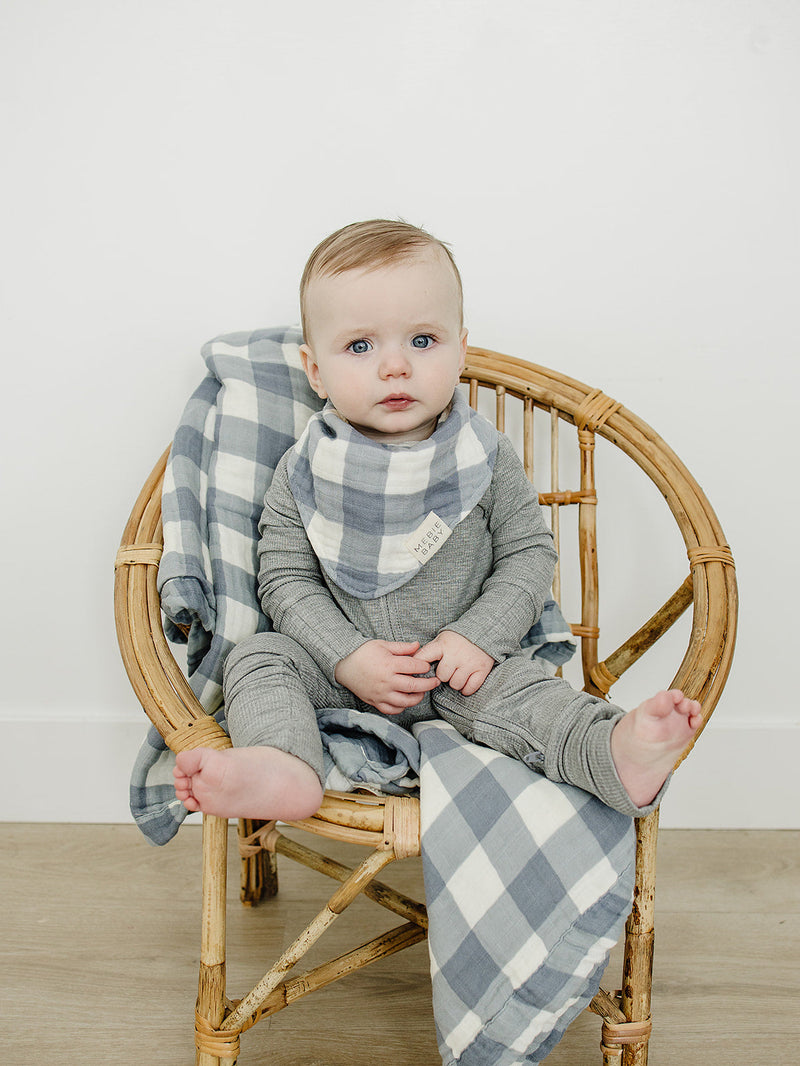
top-left (589, 661), bottom-right (620, 695)
top-left (195, 1011), bottom-right (241, 1059)
top-left (539, 489), bottom-right (598, 506)
top-left (574, 388), bottom-right (623, 432)
top-left (578, 428), bottom-right (597, 453)
top-left (238, 821), bottom-right (280, 858)
top-left (383, 795), bottom-right (420, 860)
top-left (164, 718), bottom-right (231, 753)
top-left (114, 545), bottom-right (163, 567)
top-left (601, 1017), bottom-right (653, 1046)
top-left (688, 545), bottom-right (736, 569)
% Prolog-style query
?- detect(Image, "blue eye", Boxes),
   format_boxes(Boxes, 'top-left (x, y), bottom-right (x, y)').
top-left (348, 339), bottom-right (372, 355)
top-left (411, 334), bottom-right (434, 349)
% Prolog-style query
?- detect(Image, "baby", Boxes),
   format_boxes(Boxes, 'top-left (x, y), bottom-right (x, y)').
top-left (174, 219), bottom-right (701, 821)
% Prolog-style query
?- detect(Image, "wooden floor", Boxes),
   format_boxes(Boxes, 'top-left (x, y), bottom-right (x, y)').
top-left (2, 824), bottom-right (798, 1065)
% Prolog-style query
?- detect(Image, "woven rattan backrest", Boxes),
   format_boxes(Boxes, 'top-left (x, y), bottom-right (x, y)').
top-left (461, 348), bottom-right (737, 755)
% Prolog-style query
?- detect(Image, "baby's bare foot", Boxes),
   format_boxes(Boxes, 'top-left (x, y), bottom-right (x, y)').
top-left (610, 689), bottom-right (702, 808)
top-left (173, 746), bottom-right (323, 821)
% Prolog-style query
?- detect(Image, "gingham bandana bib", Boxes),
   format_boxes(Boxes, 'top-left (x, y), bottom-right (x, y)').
top-left (287, 389), bottom-right (499, 598)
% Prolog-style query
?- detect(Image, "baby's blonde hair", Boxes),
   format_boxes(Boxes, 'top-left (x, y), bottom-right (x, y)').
top-left (300, 219), bottom-right (463, 341)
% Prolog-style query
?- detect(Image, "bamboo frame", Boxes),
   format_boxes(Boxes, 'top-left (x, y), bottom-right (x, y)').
top-left (114, 347), bottom-right (737, 1066)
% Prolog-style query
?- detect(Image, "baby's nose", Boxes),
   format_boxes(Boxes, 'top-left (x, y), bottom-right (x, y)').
top-left (379, 349), bottom-right (412, 377)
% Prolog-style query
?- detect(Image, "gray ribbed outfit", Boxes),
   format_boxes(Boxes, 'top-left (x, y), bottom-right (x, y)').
top-left (224, 429), bottom-right (661, 818)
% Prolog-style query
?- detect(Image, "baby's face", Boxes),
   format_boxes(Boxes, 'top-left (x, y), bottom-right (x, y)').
top-left (300, 247), bottom-right (467, 443)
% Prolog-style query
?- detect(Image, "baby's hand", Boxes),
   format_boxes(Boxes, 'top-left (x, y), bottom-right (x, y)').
top-left (334, 640), bottom-right (439, 715)
top-left (418, 631), bottom-right (495, 696)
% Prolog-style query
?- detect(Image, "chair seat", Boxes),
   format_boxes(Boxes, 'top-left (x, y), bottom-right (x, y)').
top-left (287, 790), bottom-right (421, 858)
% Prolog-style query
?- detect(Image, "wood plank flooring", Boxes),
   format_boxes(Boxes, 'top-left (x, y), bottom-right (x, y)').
top-left (2, 824), bottom-right (798, 1065)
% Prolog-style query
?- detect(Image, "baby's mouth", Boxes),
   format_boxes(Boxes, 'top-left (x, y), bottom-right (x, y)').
top-left (380, 395), bottom-right (415, 410)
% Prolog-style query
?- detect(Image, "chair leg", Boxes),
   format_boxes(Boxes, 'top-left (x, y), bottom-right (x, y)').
top-left (238, 818), bottom-right (278, 905)
top-left (195, 815), bottom-right (238, 1066)
top-left (620, 809), bottom-right (659, 1066)
top-left (601, 1042), bottom-right (623, 1064)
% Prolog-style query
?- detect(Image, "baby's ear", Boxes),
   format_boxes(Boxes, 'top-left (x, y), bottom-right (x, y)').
top-left (459, 328), bottom-right (468, 372)
top-left (300, 344), bottom-right (328, 399)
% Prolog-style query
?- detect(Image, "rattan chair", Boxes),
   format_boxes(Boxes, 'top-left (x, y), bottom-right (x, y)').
top-left (115, 347), bottom-right (737, 1066)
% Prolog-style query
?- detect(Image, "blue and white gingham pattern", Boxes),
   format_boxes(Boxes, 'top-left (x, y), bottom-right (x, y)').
top-left (415, 720), bottom-right (635, 1065)
top-left (159, 326), bottom-right (323, 709)
top-left (287, 390), bottom-right (499, 598)
top-left (130, 327), bottom-right (324, 843)
top-left (299, 711), bottom-right (636, 1061)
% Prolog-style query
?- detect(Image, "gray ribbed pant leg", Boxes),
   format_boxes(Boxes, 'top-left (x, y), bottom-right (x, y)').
top-left (222, 632), bottom-right (358, 786)
top-left (431, 656), bottom-right (663, 817)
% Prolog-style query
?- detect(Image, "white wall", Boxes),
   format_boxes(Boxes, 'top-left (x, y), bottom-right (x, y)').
top-left (1, 0), bottom-right (797, 829)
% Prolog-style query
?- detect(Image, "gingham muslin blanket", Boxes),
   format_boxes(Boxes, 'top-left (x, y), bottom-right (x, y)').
top-left (301, 708), bottom-right (636, 1064)
top-left (130, 328), bottom-right (325, 842)
top-left (129, 327), bottom-right (635, 1063)
top-left (415, 721), bottom-right (634, 1064)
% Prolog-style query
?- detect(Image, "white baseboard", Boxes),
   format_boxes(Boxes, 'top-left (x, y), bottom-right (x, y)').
top-left (1, 713), bottom-right (797, 829)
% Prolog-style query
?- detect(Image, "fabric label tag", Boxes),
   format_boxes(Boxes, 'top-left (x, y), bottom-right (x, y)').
top-left (404, 511), bottom-right (453, 564)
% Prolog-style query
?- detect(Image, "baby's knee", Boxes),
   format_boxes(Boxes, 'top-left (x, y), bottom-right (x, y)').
top-left (225, 631), bottom-right (305, 667)
top-left (223, 632), bottom-right (310, 693)
top-left (293, 766), bottom-right (325, 818)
